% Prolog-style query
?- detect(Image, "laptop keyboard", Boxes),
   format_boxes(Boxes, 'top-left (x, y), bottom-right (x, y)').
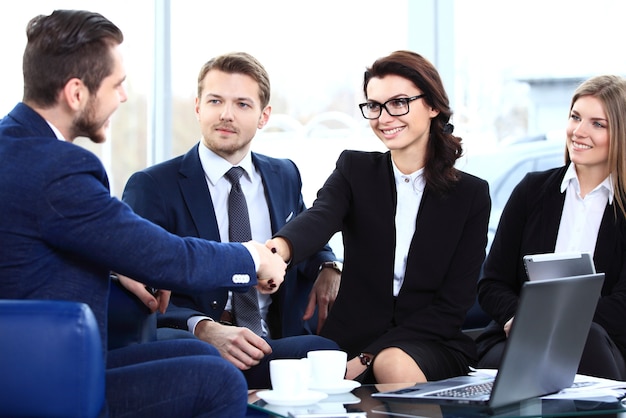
top-left (430, 381), bottom-right (493, 398)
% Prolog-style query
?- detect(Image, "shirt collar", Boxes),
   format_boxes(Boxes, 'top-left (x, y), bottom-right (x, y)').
top-left (46, 121), bottom-right (66, 141)
top-left (560, 162), bottom-right (614, 204)
top-left (391, 160), bottom-right (425, 193)
top-left (198, 141), bottom-right (254, 185)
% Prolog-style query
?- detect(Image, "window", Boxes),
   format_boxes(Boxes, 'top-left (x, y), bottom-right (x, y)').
top-left (2, 0), bottom-right (623, 203)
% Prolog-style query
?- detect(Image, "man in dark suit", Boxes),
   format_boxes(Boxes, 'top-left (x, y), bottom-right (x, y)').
top-left (0, 10), bottom-right (287, 417)
top-left (122, 52), bottom-right (341, 388)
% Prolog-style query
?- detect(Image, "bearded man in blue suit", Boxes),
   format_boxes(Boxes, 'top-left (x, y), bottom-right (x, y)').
top-left (0, 10), bottom-right (289, 417)
top-left (122, 52), bottom-right (341, 389)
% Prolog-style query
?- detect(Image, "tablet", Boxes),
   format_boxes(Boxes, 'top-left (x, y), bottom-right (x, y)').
top-left (523, 252), bottom-right (595, 281)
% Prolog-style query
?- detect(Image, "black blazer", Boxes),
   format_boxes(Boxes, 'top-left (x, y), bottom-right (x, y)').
top-left (122, 144), bottom-right (336, 338)
top-left (276, 150), bottom-right (491, 359)
top-left (477, 166), bottom-right (626, 357)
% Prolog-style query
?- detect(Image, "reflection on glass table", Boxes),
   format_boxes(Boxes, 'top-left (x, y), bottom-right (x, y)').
top-left (248, 383), bottom-right (626, 418)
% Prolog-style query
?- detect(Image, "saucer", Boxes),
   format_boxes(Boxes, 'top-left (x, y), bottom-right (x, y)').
top-left (256, 389), bottom-right (327, 406)
top-left (309, 379), bottom-right (361, 395)
top-left (322, 392), bottom-right (361, 404)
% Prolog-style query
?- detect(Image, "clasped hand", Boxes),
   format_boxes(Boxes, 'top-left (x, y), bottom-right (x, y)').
top-left (250, 241), bottom-right (286, 294)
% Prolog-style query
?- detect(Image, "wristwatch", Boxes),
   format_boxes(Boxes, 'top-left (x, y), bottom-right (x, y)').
top-left (319, 260), bottom-right (343, 274)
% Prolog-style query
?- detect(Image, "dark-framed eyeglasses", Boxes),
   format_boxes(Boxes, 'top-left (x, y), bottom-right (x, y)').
top-left (358, 94), bottom-right (426, 120)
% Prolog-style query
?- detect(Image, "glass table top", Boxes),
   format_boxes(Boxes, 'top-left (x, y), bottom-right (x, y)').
top-left (248, 382), bottom-right (626, 417)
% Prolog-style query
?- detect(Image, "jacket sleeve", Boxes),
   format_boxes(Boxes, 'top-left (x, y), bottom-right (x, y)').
top-left (292, 189), bottom-right (338, 280)
top-left (275, 153), bottom-right (352, 265)
top-left (123, 169), bottom-right (215, 330)
top-left (40, 147), bottom-right (257, 295)
top-left (273, 157), bottom-right (340, 278)
top-left (122, 170), bottom-right (171, 229)
top-left (478, 172), bottom-right (542, 326)
top-left (591, 208), bottom-right (626, 352)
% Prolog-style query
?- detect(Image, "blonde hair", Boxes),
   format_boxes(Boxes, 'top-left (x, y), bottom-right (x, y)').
top-left (567, 75), bottom-right (626, 218)
top-left (197, 52), bottom-right (270, 108)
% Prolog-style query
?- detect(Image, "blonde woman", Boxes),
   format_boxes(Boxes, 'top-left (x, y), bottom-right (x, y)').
top-left (477, 75), bottom-right (626, 380)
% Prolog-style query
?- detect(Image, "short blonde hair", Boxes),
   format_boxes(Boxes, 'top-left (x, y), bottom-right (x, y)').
top-left (197, 52), bottom-right (270, 108)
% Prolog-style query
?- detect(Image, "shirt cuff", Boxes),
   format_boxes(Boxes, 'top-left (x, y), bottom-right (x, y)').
top-left (241, 242), bottom-right (260, 272)
top-left (187, 315), bottom-right (213, 334)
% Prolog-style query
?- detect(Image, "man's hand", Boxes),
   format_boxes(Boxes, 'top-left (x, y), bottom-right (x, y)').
top-left (195, 319), bottom-right (272, 370)
top-left (303, 267), bottom-right (341, 333)
top-left (115, 273), bottom-right (171, 314)
top-left (249, 241), bottom-right (286, 293)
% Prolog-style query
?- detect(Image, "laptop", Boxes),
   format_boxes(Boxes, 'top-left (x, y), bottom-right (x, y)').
top-left (372, 273), bottom-right (605, 411)
top-left (523, 252), bottom-right (595, 281)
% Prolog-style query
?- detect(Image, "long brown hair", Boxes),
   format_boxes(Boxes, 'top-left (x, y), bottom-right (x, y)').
top-left (364, 50), bottom-right (462, 194)
top-left (567, 75), bottom-right (626, 218)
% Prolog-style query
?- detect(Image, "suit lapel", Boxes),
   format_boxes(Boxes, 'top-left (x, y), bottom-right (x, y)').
top-left (250, 153), bottom-right (289, 322)
top-left (594, 203), bottom-right (619, 271)
top-left (178, 145), bottom-right (221, 240)
top-left (252, 153), bottom-right (283, 234)
top-left (542, 189), bottom-right (565, 250)
top-left (540, 169), bottom-right (569, 250)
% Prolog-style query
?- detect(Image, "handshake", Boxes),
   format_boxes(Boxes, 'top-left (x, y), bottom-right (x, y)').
top-left (250, 237), bottom-right (292, 294)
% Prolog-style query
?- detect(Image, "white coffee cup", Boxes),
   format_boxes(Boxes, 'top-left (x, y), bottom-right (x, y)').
top-left (307, 350), bottom-right (347, 389)
top-left (269, 358), bottom-right (310, 396)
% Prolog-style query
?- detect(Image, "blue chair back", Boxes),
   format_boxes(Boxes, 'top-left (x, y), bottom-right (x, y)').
top-left (0, 300), bottom-right (105, 418)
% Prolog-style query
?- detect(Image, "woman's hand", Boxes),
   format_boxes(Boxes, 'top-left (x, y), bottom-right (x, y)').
top-left (503, 316), bottom-right (514, 337)
top-left (249, 241), bottom-right (286, 293)
top-left (265, 237), bottom-right (292, 262)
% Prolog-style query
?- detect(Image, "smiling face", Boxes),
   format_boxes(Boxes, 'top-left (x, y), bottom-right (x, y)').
top-left (365, 74), bottom-right (439, 164)
top-left (566, 95), bottom-right (610, 176)
top-left (195, 69), bottom-right (270, 165)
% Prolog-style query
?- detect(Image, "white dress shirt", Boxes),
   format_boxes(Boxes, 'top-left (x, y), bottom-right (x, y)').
top-left (46, 121), bottom-right (66, 141)
top-left (188, 143), bottom-right (273, 337)
top-left (555, 163), bottom-right (613, 257)
top-left (392, 162), bottom-right (425, 296)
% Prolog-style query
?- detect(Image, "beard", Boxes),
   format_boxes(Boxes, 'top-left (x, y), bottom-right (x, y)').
top-left (71, 97), bottom-right (107, 144)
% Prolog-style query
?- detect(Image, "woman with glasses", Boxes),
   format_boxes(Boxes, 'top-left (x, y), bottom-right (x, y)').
top-left (267, 50), bottom-right (490, 384)
top-left (476, 75), bottom-right (626, 380)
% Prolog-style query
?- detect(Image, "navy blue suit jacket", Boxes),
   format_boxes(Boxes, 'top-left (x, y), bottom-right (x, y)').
top-left (0, 104), bottom-right (258, 354)
top-left (122, 144), bottom-right (336, 337)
